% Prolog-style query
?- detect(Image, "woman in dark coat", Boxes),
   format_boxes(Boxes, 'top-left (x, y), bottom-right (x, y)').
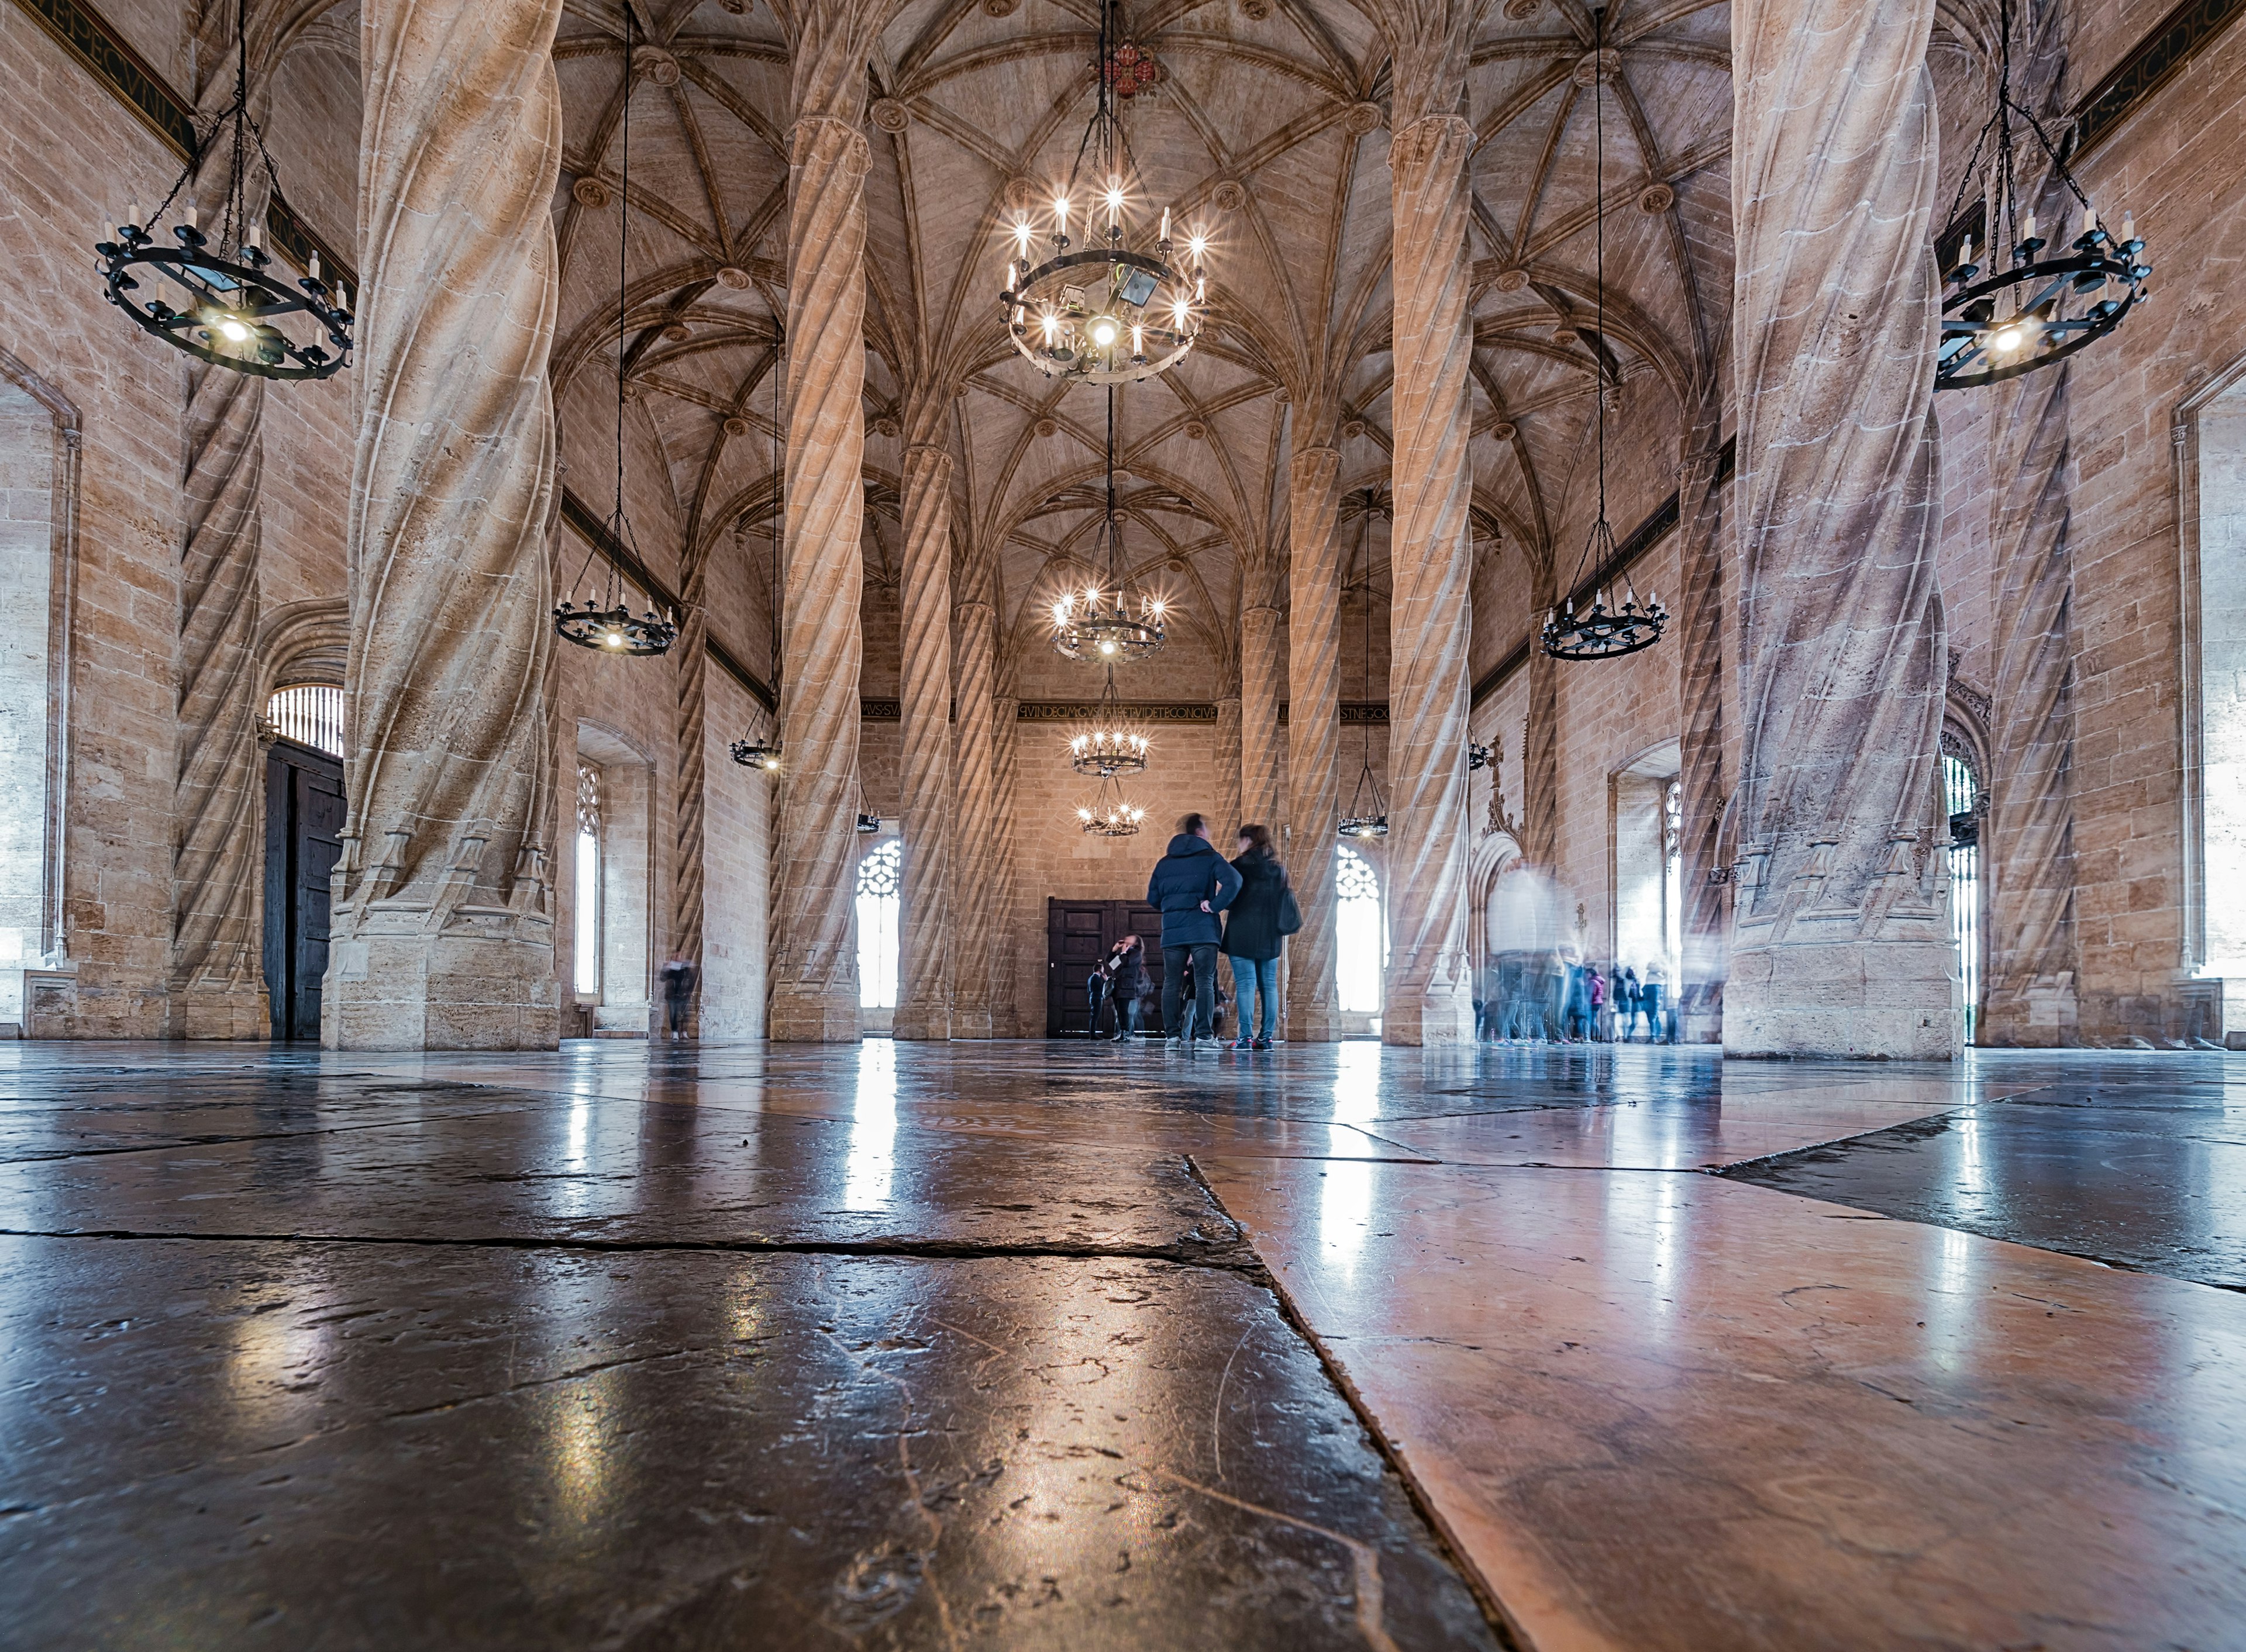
top-left (1101, 934), bottom-right (1146, 1040)
top-left (1220, 823), bottom-right (1289, 1049)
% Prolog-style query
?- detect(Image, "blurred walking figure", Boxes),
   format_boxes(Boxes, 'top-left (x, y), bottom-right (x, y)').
top-left (1488, 864), bottom-right (1569, 1044)
top-left (1147, 813), bottom-right (1242, 1046)
top-left (1618, 965), bottom-right (1645, 1040)
top-left (1221, 823), bottom-right (1296, 1050)
top-left (1642, 962), bottom-right (1670, 1044)
top-left (659, 953), bottom-right (697, 1039)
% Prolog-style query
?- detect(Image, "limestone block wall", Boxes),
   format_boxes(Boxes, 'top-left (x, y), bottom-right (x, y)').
top-left (2048, 23), bottom-right (2246, 1037)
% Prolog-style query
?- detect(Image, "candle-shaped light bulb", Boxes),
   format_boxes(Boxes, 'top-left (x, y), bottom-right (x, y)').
top-left (1159, 207), bottom-right (1171, 243)
top-left (308, 251), bottom-right (321, 280)
top-left (185, 205), bottom-right (198, 230)
top-left (1131, 324), bottom-right (1143, 356)
top-left (2022, 209), bottom-right (2037, 244)
top-left (1196, 276), bottom-right (1206, 302)
top-left (1014, 217), bottom-right (1033, 253)
top-left (1188, 233), bottom-right (1206, 261)
top-left (1958, 233), bottom-right (1973, 267)
top-left (337, 283), bottom-right (350, 313)
top-left (124, 198), bottom-right (139, 230)
top-left (2122, 211), bottom-right (2136, 242)
top-left (1053, 195), bottom-right (1070, 233)
top-left (2083, 204), bottom-right (2098, 234)
top-left (1105, 181), bottom-right (1123, 224)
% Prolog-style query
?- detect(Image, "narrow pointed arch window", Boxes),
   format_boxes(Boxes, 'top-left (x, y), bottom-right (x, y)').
top-left (1942, 742), bottom-right (1982, 1043)
top-left (574, 764), bottom-right (601, 998)
top-left (856, 838), bottom-right (901, 1010)
top-left (1335, 846), bottom-right (1387, 1015)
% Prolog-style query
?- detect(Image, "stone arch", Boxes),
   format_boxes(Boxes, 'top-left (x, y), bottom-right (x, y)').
top-left (0, 346), bottom-right (81, 972)
top-left (1466, 824), bottom-right (1522, 966)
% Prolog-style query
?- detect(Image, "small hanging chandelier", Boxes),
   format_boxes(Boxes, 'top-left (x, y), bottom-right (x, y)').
top-left (1077, 772), bottom-right (1146, 836)
top-left (556, 25), bottom-right (677, 657)
top-left (1068, 667), bottom-right (1152, 775)
top-left (996, 0), bottom-right (1207, 384)
top-left (1542, 11), bottom-right (1666, 664)
top-left (1467, 741), bottom-right (1491, 771)
top-left (732, 734), bottom-right (781, 771)
top-left (1052, 388), bottom-right (1167, 661)
top-left (95, 0), bottom-right (352, 381)
top-left (1935, 0), bottom-right (2149, 390)
top-left (1338, 525), bottom-right (1387, 839)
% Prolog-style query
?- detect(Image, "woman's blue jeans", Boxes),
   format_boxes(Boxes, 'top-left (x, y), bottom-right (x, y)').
top-left (1230, 955), bottom-right (1280, 1041)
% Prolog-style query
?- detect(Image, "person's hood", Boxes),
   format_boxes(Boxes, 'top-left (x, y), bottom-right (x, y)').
top-left (1165, 834), bottom-right (1219, 858)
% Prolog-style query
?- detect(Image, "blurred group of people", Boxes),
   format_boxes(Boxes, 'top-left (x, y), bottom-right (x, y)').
top-left (1474, 954), bottom-right (1675, 1044)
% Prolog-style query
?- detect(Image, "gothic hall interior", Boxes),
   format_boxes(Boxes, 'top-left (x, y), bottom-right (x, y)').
top-left (4, 0), bottom-right (2245, 1645)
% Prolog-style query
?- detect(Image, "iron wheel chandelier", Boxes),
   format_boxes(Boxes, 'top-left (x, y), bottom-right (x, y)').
top-left (1936, 0), bottom-right (2149, 391)
top-left (1077, 774), bottom-right (1147, 836)
top-left (1542, 13), bottom-right (1666, 663)
top-left (1068, 666), bottom-right (1152, 775)
top-left (1338, 517), bottom-right (1387, 840)
top-left (95, 0), bottom-right (352, 381)
top-left (995, 0), bottom-right (1209, 384)
top-left (556, 25), bottom-right (677, 657)
top-left (1052, 388), bottom-right (1167, 661)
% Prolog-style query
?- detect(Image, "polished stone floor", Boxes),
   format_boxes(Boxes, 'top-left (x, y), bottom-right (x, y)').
top-left (2, 1039), bottom-right (2242, 1650)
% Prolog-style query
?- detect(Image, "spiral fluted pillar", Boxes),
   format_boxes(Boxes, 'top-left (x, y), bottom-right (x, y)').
top-left (1240, 579), bottom-right (1284, 832)
top-left (1215, 689), bottom-right (1242, 843)
top-left (1285, 445), bottom-right (1342, 1040)
top-left (767, 91), bottom-right (872, 1039)
top-left (893, 436), bottom-right (953, 1039)
top-left (950, 596), bottom-right (995, 1037)
top-left (1727, 0), bottom-right (1955, 1058)
top-left (1675, 398), bottom-right (1728, 1042)
top-left (170, 58), bottom-right (270, 1040)
top-left (326, 0), bottom-right (564, 1049)
top-left (1383, 108), bottom-right (1477, 1046)
top-left (989, 690), bottom-right (1021, 1036)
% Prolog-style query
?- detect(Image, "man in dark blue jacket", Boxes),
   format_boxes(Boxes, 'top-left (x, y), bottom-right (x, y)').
top-left (1146, 813), bottom-right (1242, 1043)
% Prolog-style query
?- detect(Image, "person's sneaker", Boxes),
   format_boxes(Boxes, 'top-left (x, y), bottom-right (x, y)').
top-left (1252, 1037), bottom-right (1270, 1050)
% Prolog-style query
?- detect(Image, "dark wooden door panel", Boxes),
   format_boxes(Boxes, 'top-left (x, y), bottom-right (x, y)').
top-left (1046, 898), bottom-right (1170, 1036)
top-left (265, 742), bottom-right (346, 1043)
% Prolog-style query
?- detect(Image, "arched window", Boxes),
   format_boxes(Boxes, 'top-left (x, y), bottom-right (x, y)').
top-left (1943, 742), bottom-right (1982, 1042)
top-left (1335, 846), bottom-right (1386, 1014)
top-left (266, 684), bottom-right (345, 758)
top-left (856, 838), bottom-right (902, 1010)
top-left (573, 764), bottom-right (601, 997)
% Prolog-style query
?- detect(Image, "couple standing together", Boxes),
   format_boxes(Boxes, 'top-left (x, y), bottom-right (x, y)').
top-left (1109, 812), bottom-right (1296, 1050)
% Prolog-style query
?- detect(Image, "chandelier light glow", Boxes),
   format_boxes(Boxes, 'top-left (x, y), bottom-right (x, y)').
top-left (996, 0), bottom-right (1208, 384)
top-left (1068, 667), bottom-right (1152, 775)
top-left (1053, 388), bottom-right (1168, 661)
top-left (1542, 11), bottom-right (1667, 664)
top-left (731, 733), bottom-right (781, 771)
top-left (557, 25), bottom-right (676, 659)
top-left (95, 0), bottom-right (352, 381)
top-left (1935, 0), bottom-right (2149, 391)
top-left (1077, 774), bottom-right (1146, 836)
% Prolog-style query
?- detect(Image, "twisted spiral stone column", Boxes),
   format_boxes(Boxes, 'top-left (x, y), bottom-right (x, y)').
top-left (1286, 445), bottom-right (1341, 1040)
top-left (766, 111), bottom-right (871, 1040)
top-left (1982, 360), bottom-right (2076, 1044)
top-left (1215, 691), bottom-right (1242, 843)
top-left (170, 65), bottom-right (271, 1040)
top-left (949, 596), bottom-right (995, 1037)
top-left (989, 691), bottom-right (1020, 1035)
top-left (328, 0), bottom-right (565, 1049)
top-left (1675, 398), bottom-right (1728, 1041)
top-left (670, 585), bottom-right (709, 1033)
top-left (1240, 583), bottom-right (1284, 830)
top-left (893, 437), bottom-right (953, 1039)
top-left (1727, 0), bottom-right (1955, 1058)
top-left (1383, 110), bottom-right (1477, 1046)
top-left (1520, 550), bottom-right (1559, 867)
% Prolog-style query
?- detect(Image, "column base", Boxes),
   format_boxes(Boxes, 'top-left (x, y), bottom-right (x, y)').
top-left (1287, 1005), bottom-right (1342, 1043)
top-left (1724, 936), bottom-right (1960, 1059)
top-left (949, 1007), bottom-right (994, 1040)
top-left (767, 980), bottom-right (864, 1042)
top-left (1382, 981), bottom-right (1476, 1046)
top-left (171, 982), bottom-right (273, 1040)
top-left (323, 926), bottom-right (557, 1051)
top-left (1979, 971), bottom-right (2079, 1047)
top-left (892, 991), bottom-right (950, 1039)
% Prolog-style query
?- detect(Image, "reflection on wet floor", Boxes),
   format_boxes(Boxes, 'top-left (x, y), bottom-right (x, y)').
top-left (1, 1039), bottom-right (2244, 1648)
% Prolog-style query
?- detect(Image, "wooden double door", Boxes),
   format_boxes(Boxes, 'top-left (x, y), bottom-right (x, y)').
top-left (1046, 898), bottom-right (1170, 1036)
top-left (263, 740), bottom-right (345, 1041)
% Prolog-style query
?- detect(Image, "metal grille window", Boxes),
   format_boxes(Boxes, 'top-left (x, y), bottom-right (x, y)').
top-left (1943, 749), bottom-right (1981, 1043)
top-left (574, 764), bottom-right (601, 998)
top-left (1335, 846), bottom-right (1387, 1015)
top-left (266, 684), bottom-right (345, 757)
top-left (856, 839), bottom-right (901, 1010)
